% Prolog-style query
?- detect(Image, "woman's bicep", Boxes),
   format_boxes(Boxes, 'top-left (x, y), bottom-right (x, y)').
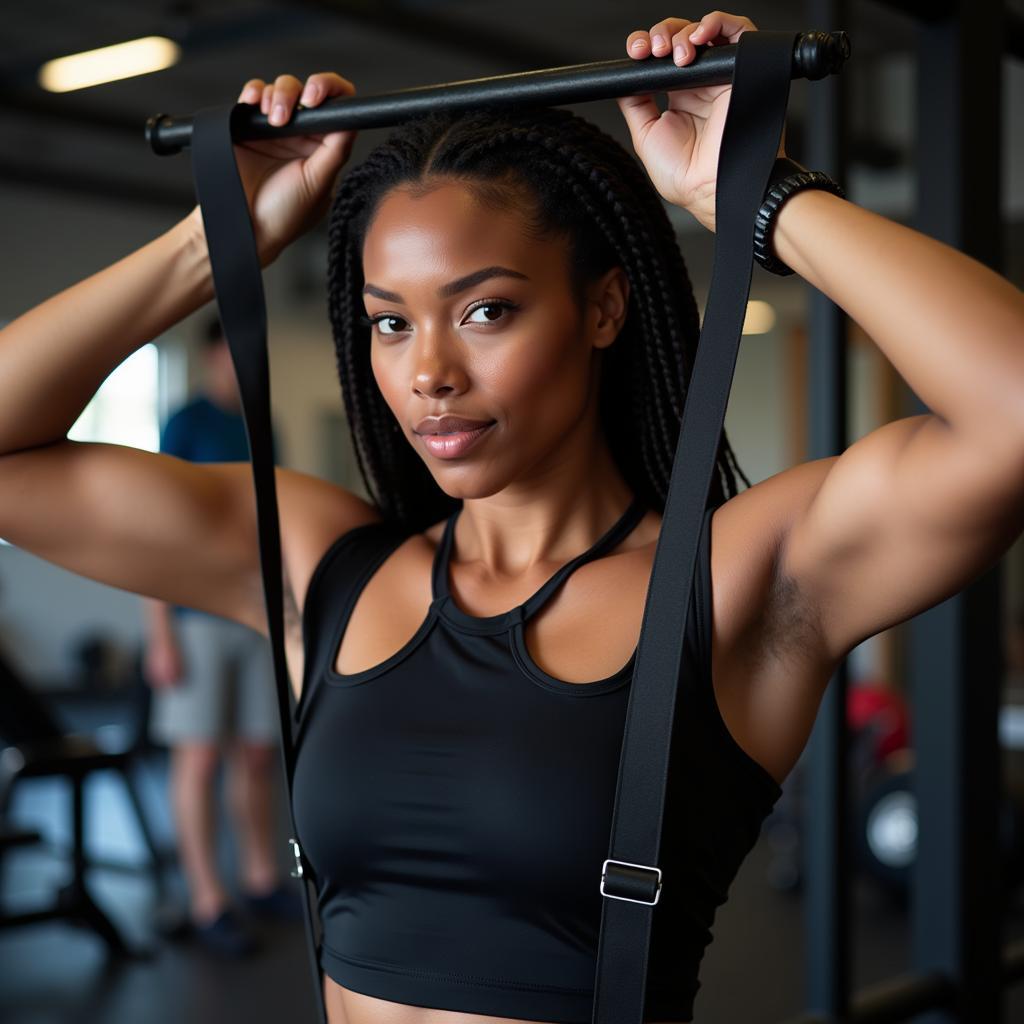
top-left (0, 440), bottom-right (267, 631)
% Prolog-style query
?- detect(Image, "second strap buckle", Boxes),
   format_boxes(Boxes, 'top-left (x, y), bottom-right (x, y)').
top-left (600, 858), bottom-right (662, 906)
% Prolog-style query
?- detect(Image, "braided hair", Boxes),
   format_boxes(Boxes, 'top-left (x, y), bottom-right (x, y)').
top-left (326, 103), bottom-right (751, 532)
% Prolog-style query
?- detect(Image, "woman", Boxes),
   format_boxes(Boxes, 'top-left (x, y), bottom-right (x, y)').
top-left (2, 10), bottom-right (1022, 1024)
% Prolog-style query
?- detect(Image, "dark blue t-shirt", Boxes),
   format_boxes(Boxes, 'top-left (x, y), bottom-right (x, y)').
top-left (160, 395), bottom-right (280, 618)
top-left (160, 395), bottom-right (254, 464)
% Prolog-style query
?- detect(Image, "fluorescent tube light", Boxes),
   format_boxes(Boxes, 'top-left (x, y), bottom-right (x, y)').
top-left (39, 36), bottom-right (180, 93)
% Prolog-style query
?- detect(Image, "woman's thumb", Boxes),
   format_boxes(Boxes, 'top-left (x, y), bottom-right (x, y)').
top-left (304, 131), bottom-right (355, 201)
top-left (616, 93), bottom-right (661, 151)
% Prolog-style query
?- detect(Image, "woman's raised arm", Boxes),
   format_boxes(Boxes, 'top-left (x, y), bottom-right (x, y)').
top-left (0, 72), bottom-right (368, 639)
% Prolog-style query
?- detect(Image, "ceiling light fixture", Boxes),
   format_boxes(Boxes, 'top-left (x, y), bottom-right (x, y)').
top-left (38, 36), bottom-right (181, 93)
top-left (743, 299), bottom-right (777, 335)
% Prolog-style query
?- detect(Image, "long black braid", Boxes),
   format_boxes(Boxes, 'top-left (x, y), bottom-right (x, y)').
top-left (326, 103), bottom-right (752, 532)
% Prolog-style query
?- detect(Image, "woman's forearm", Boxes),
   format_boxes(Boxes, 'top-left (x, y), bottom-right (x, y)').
top-left (770, 188), bottom-right (1024, 447)
top-left (0, 207), bottom-right (214, 456)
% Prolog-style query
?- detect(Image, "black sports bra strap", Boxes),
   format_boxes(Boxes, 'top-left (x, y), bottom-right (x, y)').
top-left (522, 496), bottom-right (647, 618)
top-left (431, 510), bottom-right (460, 601)
top-left (431, 496), bottom-right (647, 613)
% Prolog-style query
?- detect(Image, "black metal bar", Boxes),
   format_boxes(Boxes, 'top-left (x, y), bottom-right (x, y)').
top-left (0, 906), bottom-right (69, 929)
top-left (847, 972), bottom-right (956, 1024)
top-left (782, 939), bottom-right (1024, 1023)
top-left (909, 2), bottom-right (1006, 1022)
top-left (71, 773), bottom-right (85, 883)
top-left (800, 0), bottom-right (851, 1018)
top-left (783, 969), bottom-right (955, 1023)
top-left (842, 941), bottom-right (1024, 1014)
top-left (145, 31), bottom-right (851, 155)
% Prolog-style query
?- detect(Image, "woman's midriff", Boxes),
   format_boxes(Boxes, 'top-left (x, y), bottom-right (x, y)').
top-left (323, 975), bottom-right (690, 1024)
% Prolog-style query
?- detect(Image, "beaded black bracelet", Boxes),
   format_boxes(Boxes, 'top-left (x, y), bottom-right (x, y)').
top-left (753, 156), bottom-right (847, 276)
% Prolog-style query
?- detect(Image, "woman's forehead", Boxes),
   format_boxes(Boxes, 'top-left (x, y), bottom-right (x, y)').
top-left (365, 182), bottom-right (521, 248)
top-left (361, 183), bottom-right (566, 289)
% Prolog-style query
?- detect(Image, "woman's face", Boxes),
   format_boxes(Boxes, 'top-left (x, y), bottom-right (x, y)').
top-left (360, 180), bottom-right (628, 500)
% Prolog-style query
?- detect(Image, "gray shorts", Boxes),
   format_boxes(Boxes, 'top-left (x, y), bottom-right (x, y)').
top-left (149, 612), bottom-right (280, 746)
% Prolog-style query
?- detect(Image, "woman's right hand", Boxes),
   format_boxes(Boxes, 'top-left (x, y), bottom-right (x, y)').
top-left (190, 72), bottom-right (358, 267)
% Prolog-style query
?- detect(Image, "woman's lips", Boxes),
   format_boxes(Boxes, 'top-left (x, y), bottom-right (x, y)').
top-left (418, 422), bottom-right (495, 459)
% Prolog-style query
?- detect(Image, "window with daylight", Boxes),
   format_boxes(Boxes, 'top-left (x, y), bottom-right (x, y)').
top-left (0, 343), bottom-right (160, 545)
top-left (67, 343), bottom-right (160, 451)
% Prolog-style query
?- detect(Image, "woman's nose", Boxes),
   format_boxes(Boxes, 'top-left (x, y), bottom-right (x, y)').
top-left (411, 333), bottom-right (469, 398)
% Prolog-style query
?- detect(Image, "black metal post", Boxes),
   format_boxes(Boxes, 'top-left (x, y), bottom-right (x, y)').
top-left (800, 0), bottom-right (852, 1018)
top-left (909, 1), bottom-right (1006, 1021)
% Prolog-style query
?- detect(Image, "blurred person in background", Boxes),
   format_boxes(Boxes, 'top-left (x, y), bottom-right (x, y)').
top-left (143, 316), bottom-right (299, 957)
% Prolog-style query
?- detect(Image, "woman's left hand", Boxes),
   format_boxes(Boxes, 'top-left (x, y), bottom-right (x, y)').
top-left (616, 11), bottom-right (785, 233)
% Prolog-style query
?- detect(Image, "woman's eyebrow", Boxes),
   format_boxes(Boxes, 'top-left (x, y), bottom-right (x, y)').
top-left (362, 266), bottom-right (530, 303)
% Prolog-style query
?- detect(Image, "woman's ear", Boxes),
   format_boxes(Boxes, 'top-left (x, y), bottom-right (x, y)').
top-left (587, 266), bottom-right (630, 350)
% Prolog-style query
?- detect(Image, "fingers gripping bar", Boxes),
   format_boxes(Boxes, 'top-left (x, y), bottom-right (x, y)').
top-left (146, 31), bottom-right (848, 156)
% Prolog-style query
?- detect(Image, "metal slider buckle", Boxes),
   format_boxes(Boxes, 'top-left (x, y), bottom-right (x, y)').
top-left (288, 837), bottom-right (305, 879)
top-left (600, 858), bottom-right (662, 905)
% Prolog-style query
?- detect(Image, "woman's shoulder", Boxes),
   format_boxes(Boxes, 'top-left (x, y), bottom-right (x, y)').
top-left (276, 467), bottom-right (385, 618)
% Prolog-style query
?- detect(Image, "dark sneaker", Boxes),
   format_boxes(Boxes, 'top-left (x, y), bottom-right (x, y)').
top-left (194, 908), bottom-right (260, 958)
top-left (243, 883), bottom-right (305, 923)
top-left (151, 901), bottom-right (194, 941)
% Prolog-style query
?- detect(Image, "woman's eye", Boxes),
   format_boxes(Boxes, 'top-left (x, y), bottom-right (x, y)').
top-left (360, 314), bottom-right (408, 335)
top-left (464, 301), bottom-right (518, 325)
top-left (378, 315), bottom-right (410, 335)
top-left (359, 301), bottom-right (518, 337)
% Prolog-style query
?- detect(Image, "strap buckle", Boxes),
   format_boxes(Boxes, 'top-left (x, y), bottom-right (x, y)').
top-left (288, 837), bottom-right (305, 879)
top-left (600, 858), bottom-right (662, 906)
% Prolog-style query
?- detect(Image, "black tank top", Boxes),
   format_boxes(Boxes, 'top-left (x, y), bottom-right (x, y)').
top-left (292, 497), bottom-right (783, 1023)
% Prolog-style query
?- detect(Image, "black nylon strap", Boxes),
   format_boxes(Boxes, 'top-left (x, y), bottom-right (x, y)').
top-left (188, 29), bottom-right (796, 1024)
top-left (190, 103), bottom-right (327, 1024)
top-left (591, 30), bottom-right (795, 1023)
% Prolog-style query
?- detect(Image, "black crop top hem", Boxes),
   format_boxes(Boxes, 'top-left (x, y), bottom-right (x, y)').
top-left (319, 943), bottom-right (695, 1023)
